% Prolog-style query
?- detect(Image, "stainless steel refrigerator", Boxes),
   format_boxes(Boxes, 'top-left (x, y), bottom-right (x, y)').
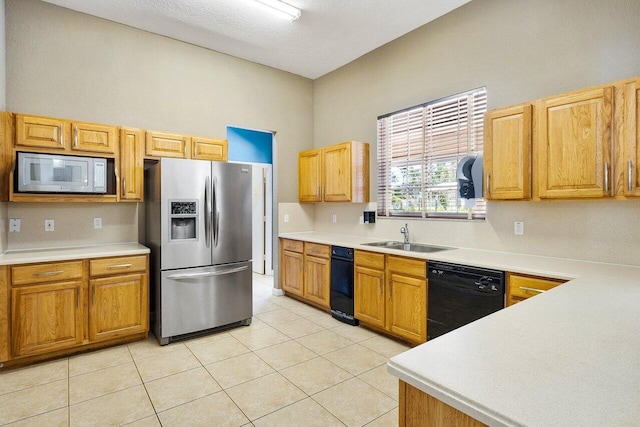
top-left (145, 158), bottom-right (252, 345)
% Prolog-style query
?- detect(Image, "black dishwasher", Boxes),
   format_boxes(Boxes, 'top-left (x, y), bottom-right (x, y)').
top-left (427, 261), bottom-right (504, 340)
top-left (330, 246), bottom-right (358, 326)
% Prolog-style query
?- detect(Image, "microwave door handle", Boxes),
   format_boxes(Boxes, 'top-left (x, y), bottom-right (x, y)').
top-left (205, 176), bottom-right (211, 249)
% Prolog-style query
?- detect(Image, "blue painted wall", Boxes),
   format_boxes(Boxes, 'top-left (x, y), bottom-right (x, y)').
top-left (227, 126), bottom-right (273, 164)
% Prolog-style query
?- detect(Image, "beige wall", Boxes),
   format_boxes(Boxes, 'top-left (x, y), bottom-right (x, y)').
top-left (312, 0), bottom-right (640, 266)
top-left (5, 0), bottom-right (313, 249)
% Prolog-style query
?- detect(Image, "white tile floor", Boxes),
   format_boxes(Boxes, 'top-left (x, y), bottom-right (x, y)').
top-left (0, 274), bottom-right (410, 426)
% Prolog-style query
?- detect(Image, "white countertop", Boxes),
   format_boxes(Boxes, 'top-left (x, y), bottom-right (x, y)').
top-left (0, 243), bottom-right (150, 265)
top-left (279, 231), bottom-right (640, 426)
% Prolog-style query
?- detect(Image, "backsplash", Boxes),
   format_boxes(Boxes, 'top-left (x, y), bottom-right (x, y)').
top-left (6, 203), bottom-right (138, 250)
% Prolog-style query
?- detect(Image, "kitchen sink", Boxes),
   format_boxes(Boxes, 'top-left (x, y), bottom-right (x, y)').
top-left (362, 241), bottom-right (453, 253)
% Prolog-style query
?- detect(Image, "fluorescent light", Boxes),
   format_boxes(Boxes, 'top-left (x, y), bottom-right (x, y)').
top-left (253, 0), bottom-right (301, 21)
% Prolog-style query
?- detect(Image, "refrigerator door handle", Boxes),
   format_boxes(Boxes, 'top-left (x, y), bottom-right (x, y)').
top-left (213, 176), bottom-right (219, 247)
top-left (166, 265), bottom-right (249, 280)
top-left (205, 176), bottom-right (211, 248)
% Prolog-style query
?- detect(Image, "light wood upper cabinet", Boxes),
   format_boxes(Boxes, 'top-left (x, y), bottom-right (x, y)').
top-left (484, 104), bottom-right (532, 200)
top-left (622, 77), bottom-right (640, 197)
top-left (298, 141), bottom-right (369, 203)
top-left (15, 115), bottom-right (68, 150)
top-left (192, 137), bottom-right (228, 162)
top-left (119, 128), bottom-right (144, 201)
top-left (298, 149), bottom-right (322, 202)
top-left (15, 115), bottom-right (117, 155)
top-left (145, 130), bottom-right (191, 159)
top-left (71, 122), bottom-right (117, 154)
top-left (537, 86), bottom-right (614, 198)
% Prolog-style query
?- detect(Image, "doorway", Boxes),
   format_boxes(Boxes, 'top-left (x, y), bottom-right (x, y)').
top-left (227, 126), bottom-right (274, 276)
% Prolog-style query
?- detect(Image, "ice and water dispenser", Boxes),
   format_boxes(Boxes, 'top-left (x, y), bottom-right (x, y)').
top-left (169, 201), bottom-right (198, 241)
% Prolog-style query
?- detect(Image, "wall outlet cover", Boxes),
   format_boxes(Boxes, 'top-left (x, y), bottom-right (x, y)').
top-left (9, 219), bottom-right (21, 232)
top-left (514, 221), bottom-right (524, 235)
top-left (94, 217), bottom-right (103, 229)
top-left (45, 219), bottom-right (55, 232)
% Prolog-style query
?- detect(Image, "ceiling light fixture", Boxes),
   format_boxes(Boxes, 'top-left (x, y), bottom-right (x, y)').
top-left (253, 0), bottom-right (301, 22)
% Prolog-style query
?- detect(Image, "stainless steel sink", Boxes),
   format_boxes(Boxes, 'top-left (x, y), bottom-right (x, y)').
top-left (362, 241), bottom-right (453, 253)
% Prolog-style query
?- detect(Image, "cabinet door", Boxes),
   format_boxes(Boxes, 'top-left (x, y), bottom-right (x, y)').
top-left (304, 255), bottom-right (330, 308)
top-left (89, 274), bottom-right (148, 342)
top-left (11, 281), bottom-right (83, 357)
top-left (192, 137), bottom-right (228, 161)
top-left (71, 122), bottom-right (117, 154)
top-left (282, 250), bottom-right (304, 297)
top-left (145, 131), bottom-right (190, 158)
top-left (298, 149), bottom-right (322, 202)
top-left (387, 273), bottom-right (426, 344)
top-left (354, 265), bottom-right (385, 329)
top-left (506, 274), bottom-right (565, 306)
top-left (484, 105), bottom-right (532, 200)
top-left (15, 115), bottom-right (68, 150)
top-left (538, 86), bottom-right (613, 198)
top-left (323, 143), bottom-right (351, 202)
top-left (623, 78), bottom-right (640, 197)
top-left (119, 128), bottom-right (144, 201)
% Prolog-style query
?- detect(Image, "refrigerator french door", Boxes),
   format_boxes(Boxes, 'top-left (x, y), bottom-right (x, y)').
top-left (145, 158), bottom-right (252, 345)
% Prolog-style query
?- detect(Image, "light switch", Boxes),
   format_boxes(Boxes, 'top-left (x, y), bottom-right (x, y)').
top-left (514, 221), bottom-right (524, 235)
top-left (284, 214), bottom-right (290, 223)
top-left (94, 217), bottom-right (103, 229)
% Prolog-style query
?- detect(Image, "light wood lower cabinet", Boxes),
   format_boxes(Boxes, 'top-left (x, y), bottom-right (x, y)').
top-left (399, 381), bottom-right (487, 427)
top-left (279, 239), bottom-right (330, 309)
top-left (2, 255), bottom-right (149, 366)
top-left (355, 251), bottom-right (427, 345)
top-left (12, 280), bottom-right (84, 358)
top-left (506, 273), bottom-right (566, 306)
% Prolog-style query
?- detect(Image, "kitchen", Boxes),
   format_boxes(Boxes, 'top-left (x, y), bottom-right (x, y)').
top-left (0, 0), bottom-right (639, 426)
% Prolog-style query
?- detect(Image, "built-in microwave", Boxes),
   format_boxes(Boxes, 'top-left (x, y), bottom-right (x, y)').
top-left (17, 152), bottom-right (107, 194)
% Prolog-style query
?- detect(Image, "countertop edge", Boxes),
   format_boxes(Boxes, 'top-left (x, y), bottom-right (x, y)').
top-left (0, 243), bottom-right (150, 265)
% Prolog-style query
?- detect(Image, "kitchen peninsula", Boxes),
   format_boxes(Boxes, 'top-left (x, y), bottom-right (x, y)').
top-left (279, 231), bottom-right (640, 426)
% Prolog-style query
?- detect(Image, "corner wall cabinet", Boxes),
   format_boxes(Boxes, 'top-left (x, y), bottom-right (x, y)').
top-left (298, 141), bottom-right (369, 203)
top-left (0, 254), bottom-right (149, 368)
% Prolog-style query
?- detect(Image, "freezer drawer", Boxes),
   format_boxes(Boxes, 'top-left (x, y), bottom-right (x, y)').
top-left (157, 261), bottom-right (252, 344)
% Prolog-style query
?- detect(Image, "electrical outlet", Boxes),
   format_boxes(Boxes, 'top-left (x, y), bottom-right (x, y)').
top-left (9, 219), bottom-right (21, 232)
top-left (284, 214), bottom-right (290, 223)
top-left (514, 221), bottom-right (524, 235)
top-left (332, 213), bottom-right (337, 223)
top-left (45, 219), bottom-right (55, 232)
top-left (94, 217), bottom-right (103, 229)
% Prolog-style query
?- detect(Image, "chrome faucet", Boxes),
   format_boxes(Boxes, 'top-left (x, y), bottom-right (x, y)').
top-left (400, 223), bottom-right (410, 249)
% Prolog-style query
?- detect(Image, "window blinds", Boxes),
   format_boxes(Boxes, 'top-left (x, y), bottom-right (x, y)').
top-left (377, 88), bottom-right (487, 218)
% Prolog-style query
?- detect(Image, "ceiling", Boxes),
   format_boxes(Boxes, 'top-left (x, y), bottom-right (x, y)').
top-left (40, 0), bottom-right (472, 79)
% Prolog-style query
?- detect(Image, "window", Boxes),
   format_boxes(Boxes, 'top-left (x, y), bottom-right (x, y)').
top-left (377, 88), bottom-right (487, 219)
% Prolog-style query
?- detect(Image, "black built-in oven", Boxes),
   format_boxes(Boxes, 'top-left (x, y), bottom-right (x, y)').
top-left (427, 261), bottom-right (505, 340)
top-left (330, 246), bottom-right (358, 326)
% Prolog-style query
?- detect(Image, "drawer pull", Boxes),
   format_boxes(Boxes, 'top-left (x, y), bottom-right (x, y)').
top-left (518, 286), bottom-right (547, 294)
top-left (107, 263), bottom-right (133, 269)
top-left (34, 270), bottom-right (64, 277)
top-left (310, 248), bottom-right (321, 253)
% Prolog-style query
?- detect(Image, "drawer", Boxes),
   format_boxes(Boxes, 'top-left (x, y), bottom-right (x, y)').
top-left (508, 274), bottom-right (565, 299)
top-left (355, 250), bottom-right (385, 270)
top-left (305, 242), bottom-right (330, 258)
top-left (386, 255), bottom-right (426, 278)
top-left (12, 261), bottom-right (83, 286)
top-left (282, 239), bottom-right (304, 253)
top-left (90, 255), bottom-right (147, 277)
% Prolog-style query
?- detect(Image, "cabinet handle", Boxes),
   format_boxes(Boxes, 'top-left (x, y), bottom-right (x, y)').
top-left (107, 263), bottom-right (133, 269)
top-left (518, 286), bottom-right (546, 294)
top-left (34, 270), bottom-right (63, 277)
top-left (73, 125), bottom-right (78, 147)
top-left (628, 160), bottom-right (634, 192)
top-left (378, 277), bottom-right (382, 295)
top-left (92, 284), bottom-right (95, 305)
top-left (604, 162), bottom-right (610, 195)
top-left (388, 278), bottom-right (392, 298)
top-left (59, 124), bottom-right (64, 146)
top-left (122, 178), bottom-right (127, 194)
top-left (486, 173), bottom-right (490, 196)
